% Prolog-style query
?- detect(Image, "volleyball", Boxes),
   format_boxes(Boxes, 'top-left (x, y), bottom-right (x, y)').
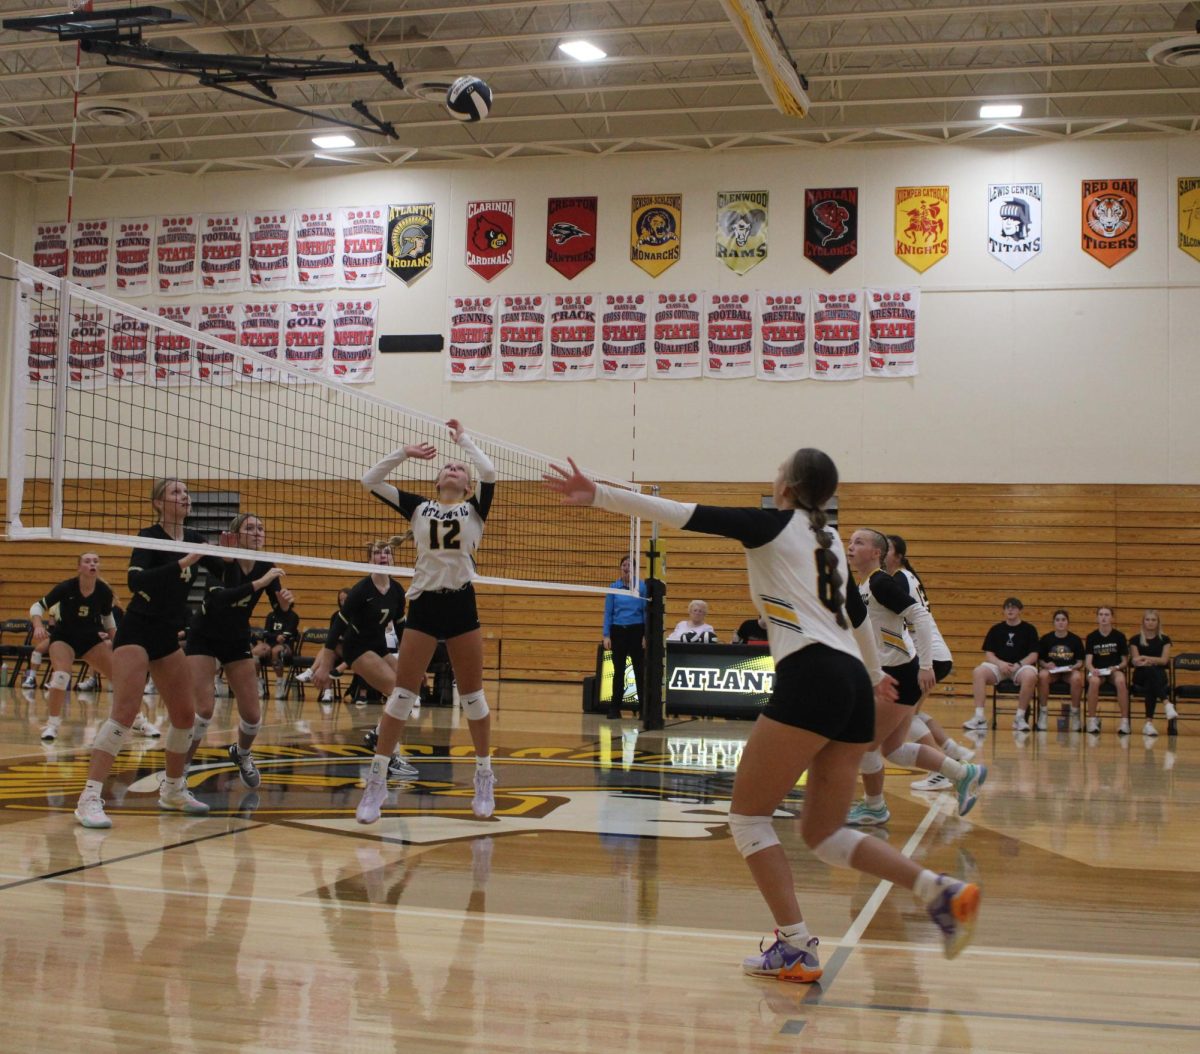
top-left (446, 75), bottom-right (492, 122)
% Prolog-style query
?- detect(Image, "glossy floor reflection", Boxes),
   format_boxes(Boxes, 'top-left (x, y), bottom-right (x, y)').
top-left (0, 685), bottom-right (1198, 1052)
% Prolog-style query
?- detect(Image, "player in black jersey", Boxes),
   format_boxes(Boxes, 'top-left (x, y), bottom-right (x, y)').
top-left (184, 513), bottom-right (290, 789)
top-left (256, 603), bottom-right (300, 698)
top-left (544, 449), bottom-right (981, 979)
top-left (28, 553), bottom-right (117, 742)
top-left (296, 588), bottom-right (349, 704)
top-left (74, 478), bottom-right (225, 828)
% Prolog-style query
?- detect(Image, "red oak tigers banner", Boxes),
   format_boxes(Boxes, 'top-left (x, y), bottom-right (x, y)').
top-left (1082, 179), bottom-right (1138, 268)
top-left (195, 304), bottom-right (239, 385)
top-left (650, 291), bottom-right (701, 379)
top-left (546, 197), bottom-right (597, 279)
top-left (703, 291), bottom-right (755, 378)
top-left (865, 287), bottom-right (919, 378)
top-left (112, 217), bottom-right (154, 294)
top-left (153, 304), bottom-right (195, 386)
top-left (328, 297), bottom-right (378, 384)
top-left (69, 218), bottom-right (112, 290)
top-left (756, 291), bottom-right (808, 380)
top-left (237, 303), bottom-right (284, 383)
top-left (446, 296), bottom-right (497, 382)
top-left (599, 293), bottom-right (648, 380)
top-left (548, 293), bottom-right (599, 380)
top-left (466, 200), bottom-right (515, 281)
top-left (155, 215), bottom-right (199, 294)
top-left (497, 294), bottom-right (547, 381)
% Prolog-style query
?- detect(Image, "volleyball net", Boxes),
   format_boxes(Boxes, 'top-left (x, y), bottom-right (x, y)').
top-left (6, 262), bottom-right (643, 594)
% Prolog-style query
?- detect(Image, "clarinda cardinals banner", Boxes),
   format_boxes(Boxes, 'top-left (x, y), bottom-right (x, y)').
top-left (650, 292), bottom-right (701, 379)
top-left (497, 295), bottom-right (548, 381)
top-left (894, 186), bottom-right (949, 273)
top-left (1180, 177), bottom-right (1200, 264)
top-left (1082, 179), bottom-right (1138, 268)
top-left (283, 300), bottom-right (329, 381)
top-left (293, 209), bottom-right (338, 289)
top-left (546, 197), bottom-right (597, 279)
top-left (69, 218), bottom-right (111, 291)
top-left (387, 203), bottom-right (435, 286)
top-left (804, 189), bottom-right (857, 274)
top-left (112, 217), bottom-right (154, 294)
top-left (109, 311), bottom-right (150, 385)
top-left (715, 191), bottom-right (768, 275)
top-left (337, 206), bottom-right (386, 288)
top-left (756, 291), bottom-right (808, 380)
top-left (987, 184), bottom-right (1042, 270)
top-left (466, 200), bottom-right (515, 281)
top-left (811, 289), bottom-right (863, 381)
top-left (247, 212), bottom-right (294, 291)
top-left (32, 222), bottom-right (69, 277)
top-left (703, 292), bottom-right (755, 378)
top-left (600, 293), bottom-right (649, 380)
top-left (548, 293), bottom-right (599, 380)
top-left (328, 297), bottom-right (379, 384)
top-left (630, 194), bottom-right (682, 278)
top-left (155, 215), bottom-right (199, 295)
top-left (199, 214), bottom-right (245, 293)
top-left (865, 287), bottom-right (919, 378)
top-left (238, 302), bottom-right (283, 383)
top-left (153, 304), bottom-right (195, 386)
top-left (446, 296), bottom-right (497, 382)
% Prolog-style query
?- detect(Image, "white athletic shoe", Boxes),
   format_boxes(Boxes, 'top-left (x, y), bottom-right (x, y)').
top-left (296, 667), bottom-right (314, 683)
top-left (911, 772), bottom-right (953, 792)
top-left (1070, 711), bottom-right (1082, 733)
top-left (1086, 718), bottom-right (1101, 734)
top-left (962, 715), bottom-right (988, 731)
top-left (357, 775), bottom-right (388, 824)
top-left (319, 688), bottom-right (333, 703)
top-left (1117, 719), bottom-right (1131, 736)
top-left (1012, 714), bottom-right (1032, 733)
top-left (75, 795), bottom-right (112, 829)
top-left (1035, 711), bottom-right (1048, 732)
top-left (132, 712), bottom-right (161, 738)
top-left (21, 670), bottom-right (38, 690)
top-left (942, 739), bottom-right (975, 763)
top-left (158, 782), bottom-right (210, 815)
top-left (274, 680), bottom-right (288, 700)
top-left (76, 676), bottom-right (98, 692)
top-left (40, 722), bottom-right (60, 742)
top-left (472, 768), bottom-right (496, 818)
top-left (1143, 721), bottom-right (1158, 737)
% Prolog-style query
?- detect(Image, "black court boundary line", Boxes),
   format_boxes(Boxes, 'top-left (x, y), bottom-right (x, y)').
top-left (0, 822), bottom-right (265, 893)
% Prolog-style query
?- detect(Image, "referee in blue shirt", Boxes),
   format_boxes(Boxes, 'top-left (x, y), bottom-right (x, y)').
top-left (602, 555), bottom-right (650, 719)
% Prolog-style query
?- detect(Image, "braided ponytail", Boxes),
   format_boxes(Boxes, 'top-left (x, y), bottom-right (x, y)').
top-left (887, 533), bottom-right (929, 601)
top-left (785, 448), bottom-right (846, 628)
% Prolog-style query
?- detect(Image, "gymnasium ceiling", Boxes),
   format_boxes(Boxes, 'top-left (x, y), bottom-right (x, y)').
top-left (1, 0), bottom-right (1200, 182)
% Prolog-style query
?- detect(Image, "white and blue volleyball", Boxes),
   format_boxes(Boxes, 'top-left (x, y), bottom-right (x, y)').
top-left (446, 76), bottom-right (493, 122)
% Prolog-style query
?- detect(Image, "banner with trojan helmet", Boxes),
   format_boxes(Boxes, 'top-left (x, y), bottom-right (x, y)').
top-left (804, 189), bottom-right (858, 274)
top-left (1178, 178), bottom-right (1200, 264)
top-left (387, 203), bottom-right (435, 286)
top-left (988, 184), bottom-right (1042, 270)
top-left (465, 199), bottom-right (515, 281)
top-left (715, 190), bottom-right (768, 275)
top-left (1082, 179), bottom-right (1137, 268)
top-left (894, 186), bottom-right (949, 273)
top-left (630, 194), bottom-right (682, 277)
top-left (546, 197), bottom-right (597, 279)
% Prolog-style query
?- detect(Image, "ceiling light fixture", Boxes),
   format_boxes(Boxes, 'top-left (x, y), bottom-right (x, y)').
top-left (979, 104), bottom-right (1023, 119)
top-left (312, 133), bottom-right (355, 149)
top-left (558, 40), bottom-right (606, 62)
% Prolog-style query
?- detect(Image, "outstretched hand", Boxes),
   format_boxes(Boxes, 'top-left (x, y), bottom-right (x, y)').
top-left (404, 442), bottom-right (437, 461)
top-left (446, 418), bottom-right (466, 444)
top-left (542, 457), bottom-right (597, 506)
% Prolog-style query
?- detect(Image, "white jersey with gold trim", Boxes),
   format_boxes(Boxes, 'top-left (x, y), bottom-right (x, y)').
top-left (897, 568), bottom-right (952, 663)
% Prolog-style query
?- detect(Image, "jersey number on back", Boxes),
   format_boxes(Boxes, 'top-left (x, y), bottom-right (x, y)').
top-left (813, 552), bottom-right (840, 617)
top-left (428, 520), bottom-right (461, 550)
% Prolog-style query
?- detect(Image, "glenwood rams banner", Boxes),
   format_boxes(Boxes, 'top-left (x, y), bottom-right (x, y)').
top-left (1082, 179), bottom-right (1137, 267)
top-left (987, 184), bottom-right (1042, 270)
top-left (329, 298), bottom-right (379, 384)
top-left (112, 217), bottom-right (154, 294)
top-left (199, 214), bottom-right (244, 293)
top-left (756, 291), bottom-right (808, 380)
top-left (865, 287), bottom-right (919, 378)
top-left (67, 307), bottom-right (107, 388)
top-left (651, 292), bottom-right (702, 378)
top-left (894, 186), bottom-right (949, 274)
top-left (283, 300), bottom-right (329, 382)
top-left (155, 215), bottom-right (199, 294)
top-left (548, 293), bottom-right (599, 380)
top-left (293, 209), bottom-right (338, 290)
top-left (69, 218), bottom-right (112, 291)
top-left (466, 200), bottom-right (515, 281)
top-left (238, 302), bottom-right (283, 383)
top-left (110, 310), bottom-right (149, 384)
top-left (26, 304), bottom-right (57, 384)
top-left (247, 212), bottom-right (294, 291)
top-left (336, 206), bottom-right (386, 289)
top-left (32, 222), bottom-right (68, 277)
top-left (195, 303), bottom-right (239, 385)
top-left (153, 304), bottom-right (195, 386)
top-left (715, 190), bottom-right (768, 275)
top-left (1181, 178), bottom-right (1200, 264)
top-left (804, 189), bottom-right (858, 275)
top-left (703, 291), bottom-right (755, 377)
top-left (630, 194), bottom-right (682, 277)
top-left (497, 294), bottom-right (548, 381)
top-left (387, 203), bottom-right (435, 286)
top-left (600, 293), bottom-right (648, 379)
top-left (811, 289), bottom-right (863, 380)
top-left (546, 197), bottom-right (597, 279)
top-left (445, 296), bottom-right (497, 382)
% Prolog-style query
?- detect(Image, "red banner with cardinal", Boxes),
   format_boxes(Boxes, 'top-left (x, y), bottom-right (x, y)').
top-left (466, 200), bottom-right (515, 281)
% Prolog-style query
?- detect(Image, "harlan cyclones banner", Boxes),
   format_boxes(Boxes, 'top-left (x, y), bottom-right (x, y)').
top-left (987, 184), bottom-right (1042, 270)
top-left (466, 199), bottom-right (515, 281)
top-left (199, 214), bottom-right (245, 293)
top-left (650, 291), bottom-right (701, 379)
top-left (153, 304), bottom-right (195, 386)
top-left (32, 222), bottom-right (69, 277)
top-left (237, 302), bottom-right (283, 383)
top-left (387, 203), bottom-right (435, 286)
top-left (283, 300), bottom-right (329, 381)
top-left (630, 194), bottom-right (682, 278)
top-left (1082, 179), bottom-right (1137, 268)
top-left (1178, 178), bottom-right (1200, 264)
top-left (293, 209), bottom-right (338, 289)
top-left (703, 292), bottom-right (755, 377)
top-left (328, 297), bottom-right (378, 384)
top-left (194, 303), bottom-right (239, 386)
top-left (69, 218), bottom-right (112, 291)
top-left (548, 293), bottom-right (599, 380)
top-left (811, 289), bottom-right (863, 381)
top-left (804, 189), bottom-right (858, 274)
top-left (546, 197), bottom-right (597, 279)
top-left (600, 293), bottom-right (649, 379)
top-left (865, 288), bottom-right (919, 378)
top-left (112, 217), bottom-right (154, 294)
top-left (247, 212), bottom-right (294, 291)
top-left (756, 291), bottom-right (807, 380)
top-left (155, 214), bottom-right (199, 294)
top-left (446, 295), bottom-right (497, 382)
top-left (715, 190), bottom-right (768, 275)
top-left (336, 206), bottom-right (386, 289)
top-left (894, 186), bottom-right (949, 273)
top-left (497, 294), bottom-right (548, 381)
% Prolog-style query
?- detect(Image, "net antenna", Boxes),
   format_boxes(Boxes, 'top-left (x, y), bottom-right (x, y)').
top-left (7, 260), bottom-right (644, 598)
top-left (719, 0), bottom-right (810, 118)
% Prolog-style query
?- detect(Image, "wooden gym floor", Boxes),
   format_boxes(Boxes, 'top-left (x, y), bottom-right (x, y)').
top-left (0, 683), bottom-right (1196, 1053)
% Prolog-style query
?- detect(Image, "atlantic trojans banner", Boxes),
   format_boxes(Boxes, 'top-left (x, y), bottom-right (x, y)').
top-left (293, 209), bottom-right (338, 289)
top-left (69, 218), bottom-right (112, 290)
top-left (865, 287), bottom-right (919, 378)
top-left (247, 212), bottom-right (293, 291)
top-left (336, 206), bottom-right (387, 289)
top-left (1082, 179), bottom-right (1137, 268)
top-left (804, 189), bottom-right (857, 274)
top-left (600, 293), bottom-right (649, 379)
top-left (446, 295), bottom-right (496, 382)
top-left (756, 291), bottom-right (807, 380)
top-left (328, 298), bottom-right (378, 384)
top-left (283, 300), bottom-right (329, 381)
top-left (703, 292), bottom-right (755, 377)
top-left (199, 214), bottom-right (245, 293)
top-left (548, 293), bottom-right (599, 380)
top-left (497, 294), bottom-right (548, 381)
top-left (1178, 178), bottom-right (1200, 264)
top-left (466, 200), bottom-right (515, 281)
top-left (715, 190), bottom-right (768, 275)
top-left (155, 215), bottom-right (199, 295)
top-left (894, 186), bottom-right (949, 273)
top-left (112, 217), bottom-right (154, 294)
top-left (387, 203), bottom-right (435, 286)
top-left (987, 184), bottom-right (1042, 270)
top-left (630, 194), bottom-right (682, 277)
top-left (237, 302), bottom-right (283, 383)
top-left (546, 197), bottom-right (597, 279)
top-left (810, 289), bottom-right (863, 380)
top-left (650, 292), bottom-right (701, 379)
top-left (194, 304), bottom-right (240, 386)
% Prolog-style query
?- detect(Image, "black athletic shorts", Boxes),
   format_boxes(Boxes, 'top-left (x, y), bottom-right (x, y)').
top-left (113, 610), bottom-right (182, 662)
top-left (342, 634), bottom-right (388, 667)
top-left (883, 655), bottom-right (924, 707)
top-left (405, 585), bottom-right (480, 640)
top-left (185, 627), bottom-right (253, 666)
top-left (933, 659), bottom-right (953, 683)
top-left (761, 644), bottom-right (875, 744)
top-left (49, 625), bottom-right (106, 657)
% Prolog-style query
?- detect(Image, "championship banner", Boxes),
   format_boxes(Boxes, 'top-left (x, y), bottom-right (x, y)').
top-left (1082, 179), bottom-right (1137, 268)
top-left (715, 190), bottom-right (768, 275)
top-left (293, 209), bottom-right (338, 289)
top-left (650, 292), bottom-right (702, 379)
top-left (988, 184), bottom-right (1042, 270)
top-left (283, 300), bottom-right (329, 381)
top-left (237, 302), bottom-right (283, 383)
top-left (69, 218), bottom-right (112, 290)
top-left (703, 292), bottom-right (755, 378)
top-left (811, 289), bottom-right (863, 381)
top-left (155, 214), bottom-right (199, 295)
top-left (387, 203), bottom-right (435, 286)
top-left (630, 194), bottom-right (682, 278)
top-left (328, 297), bottom-right (378, 384)
top-left (446, 295), bottom-right (497, 382)
top-left (247, 212), bottom-right (293, 291)
top-left (153, 304), bottom-right (195, 386)
top-left (27, 304), bottom-right (58, 385)
top-left (497, 294), bottom-right (548, 381)
top-left (804, 189), bottom-right (858, 274)
top-left (600, 293), bottom-right (649, 380)
top-left (756, 291), bottom-right (808, 380)
top-left (894, 186), bottom-right (949, 273)
top-left (546, 196), bottom-right (597, 279)
top-left (1179, 178), bottom-right (1200, 264)
top-left (68, 307), bottom-right (108, 388)
top-left (466, 199), bottom-right (515, 281)
top-left (548, 293), bottom-right (599, 380)
top-left (32, 222), bottom-right (69, 277)
top-left (195, 304), bottom-right (239, 385)
top-left (199, 214), bottom-right (245, 293)
top-left (337, 206), bottom-right (386, 288)
top-left (865, 287), bottom-right (919, 378)
top-left (112, 217), bottom-right (154, 294)
top-left (110, 310), bottom-right (150, 384)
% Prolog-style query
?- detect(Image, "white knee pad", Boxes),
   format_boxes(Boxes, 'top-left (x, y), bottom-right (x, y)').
top-left (859, 748), bottom-right (884, 775)
top-left (163, 723), bottom-right (193, 753)
top-left (191, 714), bottom-right (212, 744)
top-left (460, 690), bottom-right (489, 721)
top-left (886, 742), bottom-right (921, 767)
top-left (49, 670), bottom-right (72, 691)
top-left (384, 687), bottom-right (418, 721)
top-left (92, 719), bottom-right (132, 756)
top-left (811, 827), bottom-right (867, 869)
top-left (238, 718), bottom-right (262, 738)
top-left (907, 715), bottom-right (929, 741)
top-left (728, 813), bottom-right (780, 858)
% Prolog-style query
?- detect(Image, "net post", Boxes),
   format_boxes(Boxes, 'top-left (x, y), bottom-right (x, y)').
top-left (6, 274), bottom-right (30, 533)
top-left (642, 485), bottom-right (665, 731)
top-left (49, 279), bottom-right (73, 538)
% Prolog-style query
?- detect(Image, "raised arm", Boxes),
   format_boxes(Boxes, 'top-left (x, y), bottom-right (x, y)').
top-left (448, 419), bottom-right (497, 484)
top-left (362, 441), bottom-right (437, 517)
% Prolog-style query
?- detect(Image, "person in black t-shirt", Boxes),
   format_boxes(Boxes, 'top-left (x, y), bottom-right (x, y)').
top-left (1084, 605), bottom-right (1130, 735)
top-left (965, 598), bottom-right (1039, 731)
top-left (256, 604), bottom-right (300, 692)
top-left (1036, 609), bottom-right (1086, 730)
top-left (1129, 609), bottom-right (1176, 736)
top-left (733, 615), bottom-right (768, 644)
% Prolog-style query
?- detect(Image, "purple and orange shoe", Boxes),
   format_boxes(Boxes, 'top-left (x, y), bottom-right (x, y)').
top-left (927, 876), bottom-right (981, 959)
top-left (742, 932), bottom-right (823, 983)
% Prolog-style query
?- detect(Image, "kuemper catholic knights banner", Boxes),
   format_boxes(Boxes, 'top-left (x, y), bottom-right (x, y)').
top-left (894, 186), bottom-right (949, 273)
top-left (715, 190), bottom-right (768, 275)
top-left (630, 194), bottom-right (682, 277)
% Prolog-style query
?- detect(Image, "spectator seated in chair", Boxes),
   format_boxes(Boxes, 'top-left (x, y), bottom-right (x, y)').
top-left (1037, 608), bottom-right (1085, 733)
top-left (1130, 609), bottom-right (1176, 737)
top-left (256, 602), bottom-right (300, 699)
top-left (964, 597), bottom-right (1039, 732)
top-left (1084, 605), bottom-right (1131, 736)
top-left (667, 600), bottom-right (719, 643)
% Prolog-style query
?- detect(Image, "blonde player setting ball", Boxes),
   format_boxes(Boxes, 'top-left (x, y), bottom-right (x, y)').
top-left (542, 449), bottom-right (981, 981)
top-left (354, 419), bottom-right (498, 823)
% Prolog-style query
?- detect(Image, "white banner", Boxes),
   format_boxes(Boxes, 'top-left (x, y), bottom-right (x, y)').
top-left (548, 293), bottom-right (599, 381)
top-left (865, 287), bottom-right (919, 378)
top-left (988, 183), bottom-right (1043, 271)
top-left (247, 212), bottom-right (294, 291)
top-left (328, 297), bottom-right (378, 384)
top-left (199, 213), bottom-right (245, 293)
top-left (651, 292), bottom-right (702, 379)
top-left (32, 222), bottom-right (69, 277)
top-left (284, 300), bottom-right (329, 381)
top-left (446, 295), bottom-right (497, 382)
top-left (756, 291), bottom-right (808, 380)
top-left (112, 217), bottom-right (154, 295)
top-left (153, 304), bottom-right (195, 385)
top-left (599, 293), bottom-right (648, 380)
top-left (337, 206), bottom-right (387, 288)
top-left (703, 291), bottom-right (755, 378)
top-left (155, 215), bottom-right (199, 295)
top-left (237, 302), bottom-right (283, 383)
top-left (195, 304), bottom-right (240, 385)
top-left (497, 294), bottom-right (548, 382)
top-left (811, 289), bottom-right (863, 381)
top-left (293, 209), bottom-right (338, 290)
top-left (67, 306), bottom-right (108, 388)
top-left (109, 310), bottom-right (150, 385)
top-left (69, 219), bottom-right (112, 290)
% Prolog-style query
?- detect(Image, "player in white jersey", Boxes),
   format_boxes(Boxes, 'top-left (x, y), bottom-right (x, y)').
top-left (543, 448), bottom-right (981, 981)
top-left (354, 419), bottom-right (499, 822)
top-left (845, 530), bottom-right (987, 826)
